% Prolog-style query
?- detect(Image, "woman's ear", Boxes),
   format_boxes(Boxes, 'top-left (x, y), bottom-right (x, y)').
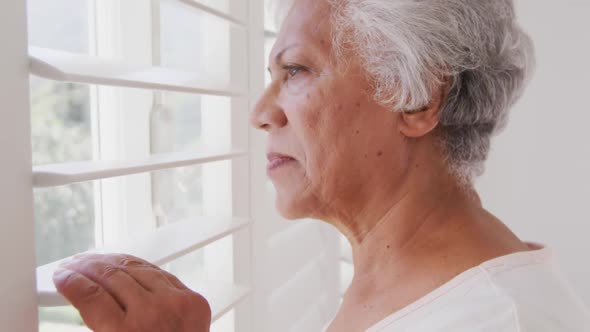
top-left (398, 85), bottom-right (446, 138)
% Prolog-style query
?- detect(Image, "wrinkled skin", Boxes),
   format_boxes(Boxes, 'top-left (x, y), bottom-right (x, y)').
top-left (55, 0), bottom-right (529, 331)
top-left (252, 0), bottom-right (411, 228)
top-left (53, 254), bottom-right (211, 332)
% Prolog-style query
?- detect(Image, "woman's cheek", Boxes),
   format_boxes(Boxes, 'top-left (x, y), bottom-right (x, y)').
top-left (285, 76), bottom-right (311, 95)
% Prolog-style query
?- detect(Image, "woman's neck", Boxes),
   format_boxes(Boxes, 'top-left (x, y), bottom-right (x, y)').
top-left (333, 158), bottom-right (527, 304)
top-left (346, 170), bottom-right (477, 280)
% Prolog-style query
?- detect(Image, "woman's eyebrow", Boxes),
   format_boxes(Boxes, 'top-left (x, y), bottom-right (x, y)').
top-left (274, 44), bottom-right (300, 65)
top-left (267, 44), bottom-right (300, 74)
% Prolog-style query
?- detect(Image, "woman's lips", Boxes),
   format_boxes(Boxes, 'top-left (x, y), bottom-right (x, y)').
top-left (267, 153), bottom-right (296, 172)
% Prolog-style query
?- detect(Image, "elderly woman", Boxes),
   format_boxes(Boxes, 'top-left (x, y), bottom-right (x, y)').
top-left (54, 0), bottom-right (590, 331)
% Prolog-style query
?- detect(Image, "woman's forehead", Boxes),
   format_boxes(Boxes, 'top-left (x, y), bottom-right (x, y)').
top-left (271, 0), bottom-right (334, 58)
top-left (287, 0), bottom-right (332, 21)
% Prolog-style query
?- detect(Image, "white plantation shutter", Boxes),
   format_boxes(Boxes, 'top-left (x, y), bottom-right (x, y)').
top-left (28, 47), bottom-right (246, 98)
top-left (0, 0), bottom-right (341, 330)
top-left (26, 0), bottom-right (255, 325)
top-left (264, 221), bottom-right (340, 331)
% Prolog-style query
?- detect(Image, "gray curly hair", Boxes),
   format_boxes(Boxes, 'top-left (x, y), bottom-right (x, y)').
top-left (274, 0), bottom-right (535, 181)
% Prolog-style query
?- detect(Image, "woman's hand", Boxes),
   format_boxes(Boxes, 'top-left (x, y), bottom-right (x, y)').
top-left (53, 254), bottom-right (211, 332)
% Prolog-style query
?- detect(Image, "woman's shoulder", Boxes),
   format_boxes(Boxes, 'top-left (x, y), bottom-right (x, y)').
top-left (366, 245), bottom-right (590, 332)
top-left (476, 245), bottom-right (590, 331)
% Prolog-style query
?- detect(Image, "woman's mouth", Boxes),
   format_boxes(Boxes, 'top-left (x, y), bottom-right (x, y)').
top-left (267, 153), bottom-right (296, 172)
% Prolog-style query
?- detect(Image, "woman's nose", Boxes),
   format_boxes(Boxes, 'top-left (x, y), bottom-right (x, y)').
top-left (250, 86), bottom-right (288, 132)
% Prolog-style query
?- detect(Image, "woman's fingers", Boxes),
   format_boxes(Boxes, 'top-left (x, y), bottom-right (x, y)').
top-left (99, 254), bottom-right (189, 292)
top-left (54, 253), bottom-right (212, 331)
top-left (61, 256), bottom-right (149, 309)
top-left (53, 268), bottom-right (124, 330)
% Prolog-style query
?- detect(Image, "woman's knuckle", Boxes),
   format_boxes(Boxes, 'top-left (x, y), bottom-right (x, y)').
top-left (114, 255), bottom-right (153, 270)
top-left (115, 256), bottom-right (130, 266)
top-left (80, 283), bottom-right (104, 303)
top-left (100, 265), bottom-right (122, 280)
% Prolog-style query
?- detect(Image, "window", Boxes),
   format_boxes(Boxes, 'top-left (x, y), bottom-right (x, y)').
top-left (0, 0), bottom-right (340, 331)
top-left (27, 0), bottom-right (251, 331)
top-left (29, 0), bottom-right (95, 268)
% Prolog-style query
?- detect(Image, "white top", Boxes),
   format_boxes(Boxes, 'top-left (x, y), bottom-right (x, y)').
top-left (328, 244), bottom-right (590, 332)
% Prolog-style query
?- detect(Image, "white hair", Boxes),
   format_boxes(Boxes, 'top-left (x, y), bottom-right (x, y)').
top-left (276, 0), bottom-right (535, 181)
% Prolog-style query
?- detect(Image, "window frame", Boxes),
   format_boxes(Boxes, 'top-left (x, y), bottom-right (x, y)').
top-left (0, 0), bottom-right (38, 330)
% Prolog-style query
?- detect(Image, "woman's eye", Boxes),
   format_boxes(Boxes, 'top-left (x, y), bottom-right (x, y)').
top-left (288, 67), bottom-right (301, 77)
top-left (284, 65), bottom-right (305, 79)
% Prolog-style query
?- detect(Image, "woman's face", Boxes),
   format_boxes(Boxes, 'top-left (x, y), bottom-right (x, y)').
top-left (251, 0), bottom-right (412, 221)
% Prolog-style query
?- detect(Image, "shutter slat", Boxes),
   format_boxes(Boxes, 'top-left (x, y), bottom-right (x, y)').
top-left (29, 47), bottom-right (245, 97)
top-left (268, 254), bottom-right (330, 331)
top-left (176, 0), bottom-right (246, 27)
top-left (267, 221), bottom-right (328, 290)
top-left (33, 149), bottom-right (247, 188)
top-left (189, 281), bottom-right (251, 322)
top-left (37, 216), bottom-right (251, 307)
top-left (288, 295), bottom-right (331, 332)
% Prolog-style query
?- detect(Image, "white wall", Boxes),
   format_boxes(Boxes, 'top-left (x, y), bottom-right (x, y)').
top-left (477, 0), bottom-right (590, 304)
